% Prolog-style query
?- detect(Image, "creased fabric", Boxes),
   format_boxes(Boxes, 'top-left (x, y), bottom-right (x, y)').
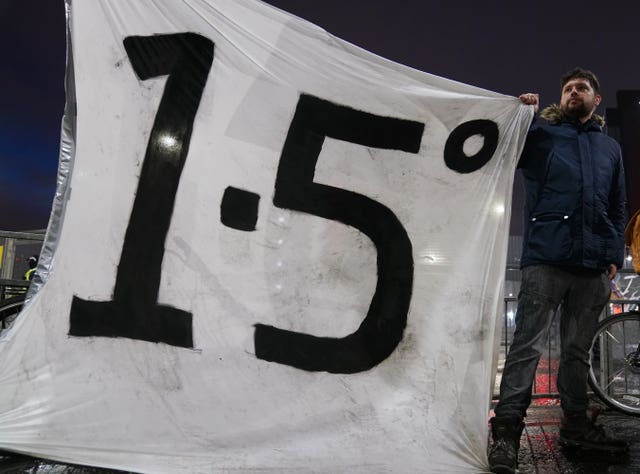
top-left (0, 1), bottom-right (532, 472)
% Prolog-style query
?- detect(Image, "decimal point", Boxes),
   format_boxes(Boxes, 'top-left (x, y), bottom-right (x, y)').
top-left (221, 186), bottom-right (260, 231)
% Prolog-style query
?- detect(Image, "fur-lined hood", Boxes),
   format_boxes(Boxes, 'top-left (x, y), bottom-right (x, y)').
top-left (539, 103), bottom-right (605, 126)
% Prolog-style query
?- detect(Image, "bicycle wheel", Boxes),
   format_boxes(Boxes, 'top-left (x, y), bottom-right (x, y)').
top-left (589, 311), bottom-right (640, 416)
top-left (0, 295), bottom-right (26, 326)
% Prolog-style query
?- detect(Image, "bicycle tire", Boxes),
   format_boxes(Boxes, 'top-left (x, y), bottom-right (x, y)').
top-left (588, 311), bottom-right (640, 416)
top-left (0, 295), bottom-right (26, 324)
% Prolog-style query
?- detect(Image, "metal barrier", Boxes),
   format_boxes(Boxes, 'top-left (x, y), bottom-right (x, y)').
top-left (0, 230), bottom-right (45, 300)
top-left (3, 227), bottom-right (638, 400)
top-left (495, 268), bottom-right (640, 399)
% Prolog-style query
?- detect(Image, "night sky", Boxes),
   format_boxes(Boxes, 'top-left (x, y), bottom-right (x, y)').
top-left (2, 0), bottom-right (639, 231)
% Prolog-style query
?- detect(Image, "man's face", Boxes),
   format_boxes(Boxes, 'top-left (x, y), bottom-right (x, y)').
top-left (559, 78), bottom-right (601, 120)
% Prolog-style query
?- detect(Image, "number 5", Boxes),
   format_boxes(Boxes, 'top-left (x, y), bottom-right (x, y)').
top-left (254, 94), bottom-right (424, 373)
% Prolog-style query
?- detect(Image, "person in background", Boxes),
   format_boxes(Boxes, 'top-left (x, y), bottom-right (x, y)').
top-left (23, 255), bottom-right (38, 282)
top-left (488, 68), bottom-right (628, 474)
top-left (626, 209), bottom-right (640, 274)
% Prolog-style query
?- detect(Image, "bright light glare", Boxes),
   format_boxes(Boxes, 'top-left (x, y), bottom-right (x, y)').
top-left (158, 134), bottom-right (178, 149)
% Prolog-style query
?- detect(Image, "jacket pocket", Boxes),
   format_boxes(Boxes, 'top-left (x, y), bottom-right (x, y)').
top-left (597, 212), bottom-right (621, 264)
top-left (527, 211), bottom-right (574, 261)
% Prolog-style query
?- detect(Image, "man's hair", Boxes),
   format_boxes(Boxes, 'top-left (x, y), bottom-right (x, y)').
top-left (561, 67), bottom-right (601, 94)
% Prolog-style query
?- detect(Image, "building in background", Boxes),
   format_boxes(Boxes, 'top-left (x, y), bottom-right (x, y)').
top-left (606, 90), bottom-right (640, 216)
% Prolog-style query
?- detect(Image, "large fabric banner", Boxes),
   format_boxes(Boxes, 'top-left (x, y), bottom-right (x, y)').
top-left (0, 1), bottom-right (532, 472)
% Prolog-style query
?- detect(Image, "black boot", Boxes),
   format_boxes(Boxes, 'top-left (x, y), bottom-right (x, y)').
top-left (488, 416), bottom-right (525, 474)
top-left (559, 411), bottom-right (628, 453)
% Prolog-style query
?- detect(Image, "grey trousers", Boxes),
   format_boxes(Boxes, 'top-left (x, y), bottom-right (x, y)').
top-left (494, 264), bottom-right (611, 419)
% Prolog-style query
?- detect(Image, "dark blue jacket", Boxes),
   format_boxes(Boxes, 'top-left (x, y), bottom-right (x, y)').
top-left (518, 114), bottom-right (627, 270)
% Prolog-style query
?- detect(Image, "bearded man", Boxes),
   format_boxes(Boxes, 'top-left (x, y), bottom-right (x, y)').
top-left (488, 68), bottom-right (628, 474)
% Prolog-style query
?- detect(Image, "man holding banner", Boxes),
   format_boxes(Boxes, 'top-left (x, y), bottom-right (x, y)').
top-left (489, 68), bottom-right (628, 474)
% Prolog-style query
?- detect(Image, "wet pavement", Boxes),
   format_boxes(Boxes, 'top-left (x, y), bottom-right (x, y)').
top-left (1, 398), bottom-right (640, 473)
top-left (495, 398), bottom-right (640, 474)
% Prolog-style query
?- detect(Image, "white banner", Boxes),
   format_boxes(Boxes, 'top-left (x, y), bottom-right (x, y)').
top-left (0, 1), bottom-right (532, 472)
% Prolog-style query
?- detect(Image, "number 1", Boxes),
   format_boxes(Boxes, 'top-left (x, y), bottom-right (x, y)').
top-left (69, 33), bottom-right (214, 348)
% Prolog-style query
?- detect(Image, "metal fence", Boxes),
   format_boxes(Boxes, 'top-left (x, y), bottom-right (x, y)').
top-left (2, 228), bottom-right (638, 401)
top-left (0, 230), bottom-right (45, 299)
top-left (495, 268), bottom-right (640, 399)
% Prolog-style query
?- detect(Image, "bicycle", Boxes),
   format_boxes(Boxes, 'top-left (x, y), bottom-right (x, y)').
top-left (589, 309), bottom-right (640, 416)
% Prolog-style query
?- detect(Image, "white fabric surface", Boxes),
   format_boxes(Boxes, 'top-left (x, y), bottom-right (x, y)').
top-left (0, 1), bottom-right (532, 472)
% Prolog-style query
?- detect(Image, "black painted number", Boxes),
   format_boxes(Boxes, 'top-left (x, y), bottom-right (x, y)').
top-left (68, 32), bottom-right (501, 371)
top-left (254, 94), bottom-right (424, 373)
top-left (69, 33), bottom-right (214, 347)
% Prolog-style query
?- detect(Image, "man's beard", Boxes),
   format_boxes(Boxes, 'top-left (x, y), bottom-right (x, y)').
top-left (562, 99), bottom-right (594, 119)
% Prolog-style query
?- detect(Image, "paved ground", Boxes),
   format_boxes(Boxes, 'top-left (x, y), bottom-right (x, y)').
top-left (512, 401), bottom-right (640, 474)
top-left (1, 399), bottom-right (639, 473)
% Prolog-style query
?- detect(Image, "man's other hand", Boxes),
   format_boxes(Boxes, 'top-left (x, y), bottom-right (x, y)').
top-left (519, 93), bottom-right (539, 113)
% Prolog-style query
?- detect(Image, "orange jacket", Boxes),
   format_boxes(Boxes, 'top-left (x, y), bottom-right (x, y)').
top-left (626, 209), bottom-right (640, 274)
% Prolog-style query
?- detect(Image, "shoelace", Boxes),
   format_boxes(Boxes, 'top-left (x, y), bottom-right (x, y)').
top-left (490, 438), bottom-right (516, 456)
